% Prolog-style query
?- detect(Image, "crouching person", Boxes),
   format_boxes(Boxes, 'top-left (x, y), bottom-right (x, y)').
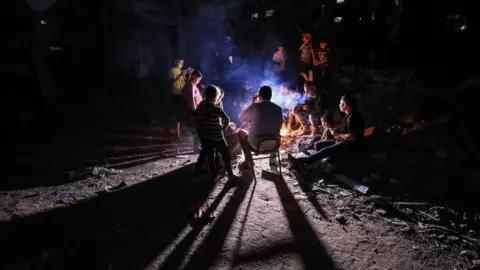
top-left (194, 85), bottom-right (237, 180)
top-left (292, 81), bottom-right (325, 136)
top-left (237, 85), bottom-right (283, 169)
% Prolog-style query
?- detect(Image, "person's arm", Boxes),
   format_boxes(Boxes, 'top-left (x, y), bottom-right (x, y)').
top-left (272, 53), bottom-right (281, 65)
top-left (331, 115), bottom-right (357, 141)
top-left (217, 108), bottom-right (230, 129)
top-left (170, 69), bottom-right (185, 86)
top-left (239, 104), bottom-right (255, 123)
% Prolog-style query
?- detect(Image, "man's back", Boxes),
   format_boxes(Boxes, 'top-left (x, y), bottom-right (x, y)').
top-left (240, 101), bottom-right (283, 147)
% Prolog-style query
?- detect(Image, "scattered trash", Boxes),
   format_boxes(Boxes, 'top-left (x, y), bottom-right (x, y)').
top-left (104, 181), bottom-right (128, 192)
top-left (56, 187), bottom-right (74, 195)
top-left (339, 190), bottom-right (352, 197)
top-left (334, 174), bottom-right (369, 194)
top-left (92, 166), bottom-right (123, 179)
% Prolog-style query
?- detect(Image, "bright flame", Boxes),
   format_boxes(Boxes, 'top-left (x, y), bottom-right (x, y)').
top-left (280, 128), bottom-right (289, 137)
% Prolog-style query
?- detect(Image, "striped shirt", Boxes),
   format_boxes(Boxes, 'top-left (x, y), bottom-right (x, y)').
top-left (195, 100), bottom-right (230, 141)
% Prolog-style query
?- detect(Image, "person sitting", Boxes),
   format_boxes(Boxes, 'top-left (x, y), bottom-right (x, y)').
top-left (194, 85), bottom-right (237, 180)
top-left (292, 81), bottom-right (326, 136)
top-left (298, 111), bottom-right (335, 154)
top-left (293, 94), bottom-right (365, 167)
top-left (237, 85), bottom-right (283, 170)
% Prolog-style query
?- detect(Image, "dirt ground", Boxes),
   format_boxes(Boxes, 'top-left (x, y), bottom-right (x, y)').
top-left (0, 150), bottom-right (460, 270)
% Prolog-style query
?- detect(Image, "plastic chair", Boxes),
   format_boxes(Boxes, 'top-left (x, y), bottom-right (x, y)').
top-left (248, 135), bottom-right (282, 180)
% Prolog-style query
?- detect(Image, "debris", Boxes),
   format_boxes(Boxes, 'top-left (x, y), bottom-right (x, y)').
top-left (339, 190), bottom-right (352, 197)
top-left (335, 214), bottom-right (347, 225)
top-left (92, 166), bottom-right (123, 179)
top-left (334, 174), bottom-right (369, 194)
top-left (417, 210), bottom-right (440, 222)
top-left (103, 181), bottom-right (128, 192)
top-left (56, 187), bottom-right (74, 195)
top-left (393, 202), bottom-right (428, 208)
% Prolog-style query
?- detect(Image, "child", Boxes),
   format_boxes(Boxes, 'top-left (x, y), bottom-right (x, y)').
top-left (195, 85), bottom-right (237, 180)
top-left (298, 111), bottom-right (335, 154)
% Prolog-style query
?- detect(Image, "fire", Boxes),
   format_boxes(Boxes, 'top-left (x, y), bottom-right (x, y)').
top-left (280, 128), bottom-right (289, 137)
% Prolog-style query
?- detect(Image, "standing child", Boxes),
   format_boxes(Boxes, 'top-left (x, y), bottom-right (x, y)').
top-left (195, 85), bottom-right (237, 180)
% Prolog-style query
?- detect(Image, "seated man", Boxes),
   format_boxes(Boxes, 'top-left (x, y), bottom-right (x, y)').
top-left (294, 94), bottom-right (365, 167)
top-left (238, 85), bottom-right (283, 169)
top-left (291, 81), bottom-right (326, 136)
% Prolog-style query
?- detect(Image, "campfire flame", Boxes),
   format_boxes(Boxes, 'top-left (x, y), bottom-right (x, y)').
top-left (280, 128), bottom-right (289, 137)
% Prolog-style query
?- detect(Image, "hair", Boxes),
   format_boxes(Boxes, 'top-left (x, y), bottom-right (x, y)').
top-left (304, 81), bottom-right (315, 88)
top-left (174, 59), bottom-right (183, 65)
top-left (258, 85), bottom-right (272, 100)
top-left (205, 85), bottom-right (218, 101)
top-left (341, 94), bottom-right (357, 110)
top-left (191, 70), bottom-right (202, 78)
top-left (321, 111), bottom-right (334, 126)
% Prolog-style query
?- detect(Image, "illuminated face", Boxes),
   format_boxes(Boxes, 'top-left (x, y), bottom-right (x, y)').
top-left (279, 85), bottom-right (288, 94)
top-left (339, 100), bottom-right (347, 113)
top-left (278, 46), bottom-right (284, 53)
top-left (320, 42), bottom-right (327, 49)
top-left (302, 35), bottom-right (310, 42)
top-left (321, 117), bottom-right (328, 127)
top-left (192, 75), bottom-right (202, 85)
top-left (304, 86), bottom-right (316, 97)
top-left (177, 60), bottom-right (184, 68)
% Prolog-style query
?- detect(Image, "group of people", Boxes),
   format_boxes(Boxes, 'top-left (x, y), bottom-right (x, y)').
top-left (168, 53), bottom-right (363, 181)
top-left (299, 32), bottom-right (333, 84)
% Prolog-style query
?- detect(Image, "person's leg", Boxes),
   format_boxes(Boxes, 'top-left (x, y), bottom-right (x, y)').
top-left (313, 139), bottom-right (337, 151)
top-left (309, 113), bottom-right (322, 134)
top-left (299, 134), bottom-right (324, 153)
top-left (237, 129), bottom-right (253, 164)
top-left (292, 110), bottom-right (310, 134)
top-left (202, 139), bottom-right (216, 175)
top-left (215, 139), bottom-right (234, 177)
top-left (214, 150), bottom-right (222, 171)
top-left (195, 135), bottom-right (207, 171)
top-left (306, 141), bottom-right (348, 164)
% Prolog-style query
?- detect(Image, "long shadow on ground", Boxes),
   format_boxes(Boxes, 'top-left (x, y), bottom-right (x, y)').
top-left (0, 164), bottom-right (215, 270)
top-left (234, 176), bottom-right (337, 270)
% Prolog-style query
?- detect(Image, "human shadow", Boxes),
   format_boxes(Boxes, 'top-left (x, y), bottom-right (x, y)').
top-left (233, 175), bottom-right (337, 269)
top-left (0, 164), bottom-right (216, 270)
top-left (158, 177), bottom-right (241, 269)
top-left (272, 176), bottom-right (337, 270)
top-left (289, 169), bottom-right (330, 221)
top-left (177, 174), bottom-right (254, 270)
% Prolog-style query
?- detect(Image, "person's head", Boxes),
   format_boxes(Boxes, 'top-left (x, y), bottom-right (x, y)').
top-left (279, 84), bottom-right (288, 94)
top-left (204, 85), bottom-right (218, 103)
top-left (303, 81), bottom-right (316, 97)
top-left (175, 59), bottom-right (184, 69)
top-left (190, 70), bottom-right (202, 85)
top-left (339, 94), bottom-right (356, 113)
top-left (278, 46), bottom-right (284, 53)
top-left (244, 82), bottom-right (253, 92)
top-left (302, 33), bottom-right (311, 43)
top-left (321, 112), bottom-right (334, 127)
top-left (319, 41), bottom-right (328, 49)
top-left (258, 85), bottom-right (272, 101)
